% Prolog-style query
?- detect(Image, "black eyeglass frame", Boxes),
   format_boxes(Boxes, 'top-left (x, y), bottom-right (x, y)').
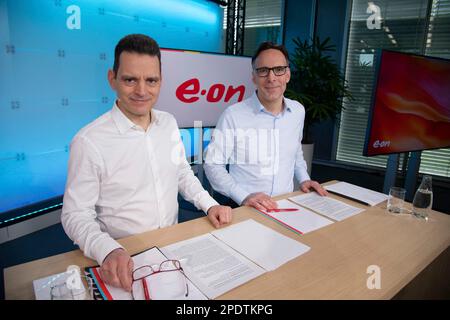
top-left (253, 65), bottom-right (290, 77)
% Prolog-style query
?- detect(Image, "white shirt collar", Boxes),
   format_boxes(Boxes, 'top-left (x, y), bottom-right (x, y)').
top-left (111, 101), bottom-right (160, 134)
top-left (251, 91), bottom-right (292, 115)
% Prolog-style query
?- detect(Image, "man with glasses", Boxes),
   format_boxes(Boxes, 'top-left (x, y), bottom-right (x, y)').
top-left (204, 42), bottom-right (327, 212)
top-left (62, 34), bottom-right (232, 293)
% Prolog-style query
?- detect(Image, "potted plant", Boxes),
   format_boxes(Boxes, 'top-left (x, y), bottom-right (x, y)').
top-left (286, 36), bottom-right (352, 173)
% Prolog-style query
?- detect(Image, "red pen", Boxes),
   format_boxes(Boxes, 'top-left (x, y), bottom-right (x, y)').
top-left (142, 278), bottom-right (150, 300)
top-left (266, 208), bottom-right (299, 212)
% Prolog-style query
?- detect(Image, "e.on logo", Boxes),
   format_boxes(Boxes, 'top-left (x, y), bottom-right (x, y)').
top-left (373, 140), bottom-right (390, 148)
top-left (176, 78), bottom-right (246, 104)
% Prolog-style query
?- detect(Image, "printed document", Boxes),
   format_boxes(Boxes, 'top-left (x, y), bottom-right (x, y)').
top-left (84, 247), bottom-right (207, 300)
top-left (258, 199), bottom-right (334, 234)
top-left (54, 220), bottom-right (310, 300)
top-left (324, 181), bottom-right (388, 206)
top-left (161, 232), bottom-right (265, 299)
top-left (289, 192), bottom-right (365, 221)
top-left (162, 219), bottom-right (310, 298)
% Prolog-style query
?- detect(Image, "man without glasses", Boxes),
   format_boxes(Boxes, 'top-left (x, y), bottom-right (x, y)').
top-left (62, 34), bottom-right (232, 292)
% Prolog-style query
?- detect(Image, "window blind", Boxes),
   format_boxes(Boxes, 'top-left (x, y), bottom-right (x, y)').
top-left (420, 0), bottom-right (450, 177)
top-left (223, 0), bottom-right (283, 55)
top-left (337, 0), bottom-right (450, 178)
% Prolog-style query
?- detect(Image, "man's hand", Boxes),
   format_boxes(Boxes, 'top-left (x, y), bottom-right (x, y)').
top-left (207, 205), bottom-right (232, 228)
top-left (99, 248), bottom-right (134, 292)
top-left (242, 192), bottom-right (278, 212)
top-left (300, 180), bottom-right (328, 196)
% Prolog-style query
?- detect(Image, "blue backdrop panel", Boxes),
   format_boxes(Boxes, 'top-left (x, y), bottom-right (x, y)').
top-left (0, 0), bottom-right (223, 216)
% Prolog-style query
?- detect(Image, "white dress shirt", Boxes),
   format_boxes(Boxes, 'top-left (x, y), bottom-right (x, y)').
top-left (204, 92), bottom-right (310, 205)
top-left (62, 103), bottom-right (218, 265)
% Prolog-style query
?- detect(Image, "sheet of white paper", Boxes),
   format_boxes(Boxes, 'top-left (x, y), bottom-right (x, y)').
top-left (259, 199), bottom-right (334, 234)
top-left (289, 192), bottom-right (365, 221)
top-left (161, 233), bottom-right (266, 299)
top-left (324, 181), bottom-right (388, 206)
top-left (91, 247), bottom-right (207, 300)
top-left (211, 219), bottom-right (311, 271)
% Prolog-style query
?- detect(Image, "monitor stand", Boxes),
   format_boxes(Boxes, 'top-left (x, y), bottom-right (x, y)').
top-left (383, 153), bottom-right (399, 194)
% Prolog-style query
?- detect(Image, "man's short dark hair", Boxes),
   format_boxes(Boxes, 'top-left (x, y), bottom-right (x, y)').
top-left (251, 42), bottom-right (289, 68)
top-left (113, 34), bottom-right (161, 76)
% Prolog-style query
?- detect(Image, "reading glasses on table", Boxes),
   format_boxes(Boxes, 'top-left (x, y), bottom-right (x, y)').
top-left (131, 259), bottom-right (189, 300)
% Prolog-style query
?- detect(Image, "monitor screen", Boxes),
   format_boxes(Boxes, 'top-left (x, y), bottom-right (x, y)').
top-left (202, 127), bottom-right (215, 154)
top-left (180, 126), bottom-right (215, 164)
top-left (363, 50), bottom-right (450, 156)
top-left (0, 1), bottom-right (239, 226)
top-left (179, 127), bottom-right (201, 165)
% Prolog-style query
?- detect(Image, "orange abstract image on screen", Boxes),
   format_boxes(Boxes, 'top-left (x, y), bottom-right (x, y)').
top-left (366, 51), bottom-right (450, 156)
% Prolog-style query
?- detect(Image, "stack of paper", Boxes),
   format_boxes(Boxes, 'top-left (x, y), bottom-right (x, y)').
top-left (161, 232), bottom-right (264, 299)
top-left (324, 181), bottom-right (388, 206)
top-left (258, 199), bottom-right (334, 234)
top-left (289, 192), bottom-right (365, 221)
top-left (73, 219), bottom-right (310, 300)
top-left (85, 247), bottom-right (208, 300)
top-left (162, 219), bottom-right (310, 299)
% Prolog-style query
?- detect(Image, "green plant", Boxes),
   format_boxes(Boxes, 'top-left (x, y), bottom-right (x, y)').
top-left (286, 36), bottom-right (352, 143)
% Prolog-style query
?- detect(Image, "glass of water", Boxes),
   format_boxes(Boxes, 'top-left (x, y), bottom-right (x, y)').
top-left (50, 274), bottom-right (93, 300)
top-left (387, 187), bottom-right (406, 214)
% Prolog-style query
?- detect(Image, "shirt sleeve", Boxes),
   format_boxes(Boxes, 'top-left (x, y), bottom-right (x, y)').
top-left (203, 111), bottom-right (250, 205)
top-left (293, 104), bottom-right (311, 184)
top-left (171, 121), bottom-right (219, 214)
top-left (61, 136), bottom-right (123, 265)
top-left (294, 144), bottom-right (311, 184)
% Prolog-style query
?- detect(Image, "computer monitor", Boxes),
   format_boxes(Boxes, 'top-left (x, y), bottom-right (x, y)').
top-left (179, 127), bottom-right (202, 165)
top-left (202, 127), bottom-right (215, 154)
top-left (363, 50), bottom-right (450, 157)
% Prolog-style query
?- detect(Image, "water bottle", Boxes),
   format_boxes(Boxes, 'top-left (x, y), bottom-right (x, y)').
top-left (412, 175), bottom-right (433, 220)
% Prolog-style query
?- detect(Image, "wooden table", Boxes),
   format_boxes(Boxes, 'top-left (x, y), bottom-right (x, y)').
top-left (4, 182), bottom-right (450, 299)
